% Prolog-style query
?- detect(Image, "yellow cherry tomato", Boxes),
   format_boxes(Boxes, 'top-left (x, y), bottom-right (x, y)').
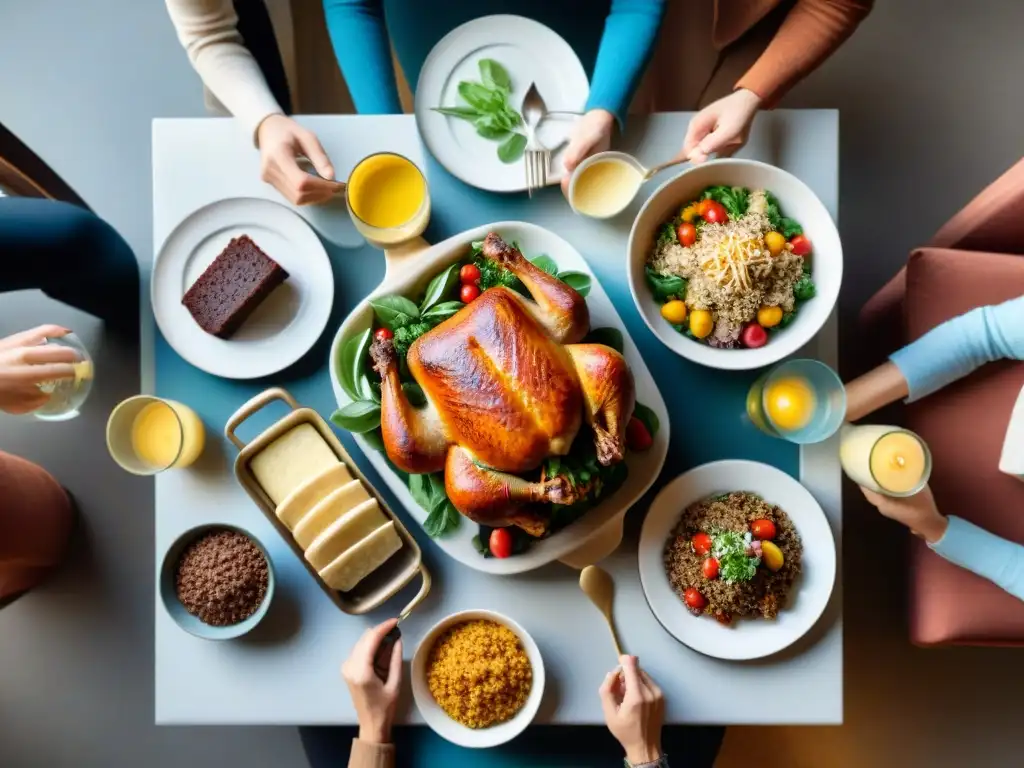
top-left (757, 305), bottom-right (784, 328)
top-left (660, 300), bottom-right (688, 325)
top-left (689, 309), bottom-right (714, 339)
top-left (680, 204), bottom-right (701, 223)
top-left (764, 231), bottom-right (786, 257)
top-left (761, 540), bottom-right (785, 572)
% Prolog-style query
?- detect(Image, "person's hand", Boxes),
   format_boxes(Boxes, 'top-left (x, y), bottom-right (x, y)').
top-left (256, 114), bottom-right (345, 206)
top-left (861, 485), bottom-right (949, 544)
top-left (341, 619), bottom-right (403, 744)
top-left (680, 89), bottom-right (763, 164)
top-left (0, 325), bottom-right (76, 415)
top-left (600, 655), bottom-right (665, 766)
top-left (561, 109), bottom-right (616, 197)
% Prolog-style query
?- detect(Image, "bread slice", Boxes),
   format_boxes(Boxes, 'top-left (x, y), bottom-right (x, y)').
top-left (318, 521), bottom-right (403, 592)
top-left (294, 479), bottom-right (372, 549)
top-left (276, 463), bottom-right (352, 531)
top-left (304, 498), bottom-right (389, 572)
top-left (251, 424), bottom-right (339, 506)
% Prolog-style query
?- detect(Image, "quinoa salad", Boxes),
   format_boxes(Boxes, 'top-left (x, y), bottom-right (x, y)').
top-left (645, 186), bottom-right (817, 349)
top-left (662, 491), bottom-right (803, 625)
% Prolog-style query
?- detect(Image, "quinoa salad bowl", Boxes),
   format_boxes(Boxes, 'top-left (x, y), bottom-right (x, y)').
top-left (638, 460), bottom-right (836, 660)
top-left (627, 159), bottom-right (842, 371)
top-left (411, 609), bottom-right (545, 748)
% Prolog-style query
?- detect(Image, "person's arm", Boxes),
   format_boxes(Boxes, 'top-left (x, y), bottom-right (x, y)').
top-left (343, 620), bottom-right (402, 768)
top-left (845, 295), bottom-right (1024, 422)
top-left (735, 0), bottom-right (874, 108)
top-left (930, 517), bottom-right (1024, 601)
top-left (586, 0), bottom-right (666, 128)
top-left (165, 0), bottom-right (284, 142)
top-left (322, 0), bottom-right (403, 114)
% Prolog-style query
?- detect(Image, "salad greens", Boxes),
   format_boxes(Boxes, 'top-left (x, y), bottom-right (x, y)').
top-left (711, 530), bottom-right (760, 583)
top-left (433, 59), bottom-right (527, 164)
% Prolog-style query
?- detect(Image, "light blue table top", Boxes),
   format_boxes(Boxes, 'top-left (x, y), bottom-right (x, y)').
top-left (152, 112), bottom-right (841, 728)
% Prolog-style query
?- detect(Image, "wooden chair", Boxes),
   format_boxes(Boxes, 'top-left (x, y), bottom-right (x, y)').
top-left (0, 121), bottom-right (87, 208)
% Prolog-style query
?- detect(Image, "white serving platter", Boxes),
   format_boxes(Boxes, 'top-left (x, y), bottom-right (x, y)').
top-left (329, 221), bottom-right (669, 574)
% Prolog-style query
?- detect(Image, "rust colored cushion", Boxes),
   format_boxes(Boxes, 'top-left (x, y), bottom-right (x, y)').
top-left (902, 248), bottom-right (1024, 646)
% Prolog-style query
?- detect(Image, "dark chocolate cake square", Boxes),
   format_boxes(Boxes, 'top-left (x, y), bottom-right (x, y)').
top-left (181, 235), bottom-right (289, 339)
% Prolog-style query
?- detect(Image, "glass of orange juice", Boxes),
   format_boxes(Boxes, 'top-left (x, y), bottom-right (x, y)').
top-left (746, 358), bottom-right (846, 444)
top-left (346, 152), bottom-right (430, 247)
top-left (106, 395), bottom-right (205, 475)
top-left (839, 424), bottom-right (931, 497)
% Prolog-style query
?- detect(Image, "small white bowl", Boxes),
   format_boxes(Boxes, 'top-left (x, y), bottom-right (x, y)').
top-left (627, 159), bottom-right (843, 371)
top-left (568, 151), bottom-right (646, 220)
top-left (411, 609), bottom-right (545, 748)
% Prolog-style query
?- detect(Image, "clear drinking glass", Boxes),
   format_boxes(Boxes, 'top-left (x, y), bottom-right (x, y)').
top-left (106, 395), bottom-right (206, 475)
top-left (746, 358), bottom-right (846, 444)
top-left (839, 424), bottom-right (932, 497)
top-left (33, 332), bottom-right (94, 422)
top-left (346, 152), bottom-right (431, 248)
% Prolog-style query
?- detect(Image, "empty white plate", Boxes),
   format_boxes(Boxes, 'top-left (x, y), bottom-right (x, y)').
top-left (152, 198), bottom-right (334, 379)
top-left (415, 14), bottom-right (589, 193)
top-left (638, 460), bottom-right (837, 660)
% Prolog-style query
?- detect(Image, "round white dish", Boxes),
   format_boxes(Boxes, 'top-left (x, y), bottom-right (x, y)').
top-left (627, 159), bottom-right (842, 370)
top-left (411, 609), bottom-right (545, 748)
top-left (638, 460), bottom-right (837, 661)
top-left (414, 14), bottom-right (589, 193)
top-left (328, 221), bottom-right (669, 574)
top-left (152, 198), bottom-right (334, 379)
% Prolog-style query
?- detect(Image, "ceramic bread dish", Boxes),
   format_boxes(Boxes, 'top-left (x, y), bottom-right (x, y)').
top-left (328, 221), bottom-right (670, 575)
top-left (227, 387), bottom-right (430, 615)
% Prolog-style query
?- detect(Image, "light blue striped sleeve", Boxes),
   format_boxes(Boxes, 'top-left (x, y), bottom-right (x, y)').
top-left (322, 0), bottom-right (403, 114)
top-left (585, 0), bottom-right (666, 127)
top-left (930, 516), bottom-right (1024, 601)
top-left (890, 295), bottom-right (1024, 401)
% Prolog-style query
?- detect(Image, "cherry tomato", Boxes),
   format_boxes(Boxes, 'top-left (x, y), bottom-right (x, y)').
top-left (691, 532), bottom-right (713, 556)
top-left (489, 528), bottom-right (513, 558)
top-left (625, 416), bottom-right (653, 451)
top-left (460, 263), bottom-right (481, 284)
top-left (789, 234), bottom-right (812, 257)
top-left (684, 587), bottom-right (707, 611)
top-left (714, 611), bottom-right (733, 626)
top-left (741, 322), bottom-right (768, 349)
top-left (701, 201), bottom-right (728, 224)
top-left (676, 222), bottom-right (697, 247)
top-left (751, 519), bottom-right (777, 540)
top-left (697, 199), bottom-right (714, 217)
top-left (460, 283), bottom-right (481, 303)
top-left (373, 327), bottom-right (394, 342)
top-left (702, 557), bottom-right (719, 580)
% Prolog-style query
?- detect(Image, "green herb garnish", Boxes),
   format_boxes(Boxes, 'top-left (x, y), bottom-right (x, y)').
top-left (711, 531), bottom-right (759, 583)
top-left (793, 274), bottom-right (816, 302)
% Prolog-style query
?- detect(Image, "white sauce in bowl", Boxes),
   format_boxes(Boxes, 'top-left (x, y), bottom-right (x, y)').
top-left (571, 157), bottom-right (643, 219)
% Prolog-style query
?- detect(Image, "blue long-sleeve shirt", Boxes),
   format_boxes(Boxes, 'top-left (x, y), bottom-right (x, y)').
top-left (890, 295), bottom-right (1024, 600)
top-left (321, 0), bottom-right (665, 126)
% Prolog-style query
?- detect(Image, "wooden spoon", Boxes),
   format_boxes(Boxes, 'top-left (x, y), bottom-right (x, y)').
top-left (579, 565), bottom-right (624, 657)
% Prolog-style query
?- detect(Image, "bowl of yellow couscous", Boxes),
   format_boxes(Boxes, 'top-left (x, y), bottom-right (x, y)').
top-left (411, 609), bottom-right (545, 748)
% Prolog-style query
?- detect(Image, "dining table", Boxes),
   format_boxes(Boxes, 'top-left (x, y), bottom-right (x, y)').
top-left (151, 110), bottom-right (843, 731)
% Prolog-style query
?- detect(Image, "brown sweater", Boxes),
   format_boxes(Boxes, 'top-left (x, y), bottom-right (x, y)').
top-left (348, 738), bottom-right (394, 768)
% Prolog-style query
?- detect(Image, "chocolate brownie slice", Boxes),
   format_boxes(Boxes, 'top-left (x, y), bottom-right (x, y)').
top-left (181, 235), bottom-right (289, 339)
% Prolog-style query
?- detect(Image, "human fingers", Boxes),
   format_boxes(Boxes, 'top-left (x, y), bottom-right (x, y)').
top-left (295, 128), bottom-right (337, 182)
top-left (681, 109), bottom-right (717, 160)
top-left (294, 174), bottom-right (346, 206)
top-left (619, 655), bottom-right (643, 702)
top-left (599, 669), bottom-right (621, 721)
top-left (356, 618), bottom-right (400, 659)
top-left (8, 362), bottom-right (76, 383)
top-left (859, 487), bottom-right (887, 508)
top-left (639, 669), bottom-right (663, 701)
top-left (19, 345), bottom-right (80, 366)
top-left (0, 325), bottom-right (69, 350)
top-left (383, 637), bottom-right (404, 696)
top-left (1, 392), bottom-right (51, 415)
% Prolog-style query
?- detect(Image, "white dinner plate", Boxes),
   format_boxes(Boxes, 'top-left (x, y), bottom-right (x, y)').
top-left (415, 14), bottom-right (589, 193)
top-left (638, 460), bottom-right (837, 660)
top-left (153, 198), bottom-right (334, 379)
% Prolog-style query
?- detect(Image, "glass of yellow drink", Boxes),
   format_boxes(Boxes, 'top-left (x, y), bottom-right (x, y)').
top-left (346, 152), bottom-right (430, 247)
top-left (839, 424), bottom-right (932, 497)
top-left (33, 332), bottom-right (94, 421)
top-left (746, 358), bottom-right (846, 444)
top-left (106, 395), bottom-right (205, 475)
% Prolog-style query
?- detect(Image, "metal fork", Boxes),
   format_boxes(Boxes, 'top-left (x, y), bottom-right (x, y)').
top-left (521, 83), bottom-right (550, 197)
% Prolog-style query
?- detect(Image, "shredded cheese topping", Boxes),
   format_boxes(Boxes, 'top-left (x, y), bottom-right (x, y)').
top-left (699, 234), bottom-right (773, 294)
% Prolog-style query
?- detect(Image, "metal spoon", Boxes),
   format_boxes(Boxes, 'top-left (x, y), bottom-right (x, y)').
top-left (579, 565), bottom-right (624, 657)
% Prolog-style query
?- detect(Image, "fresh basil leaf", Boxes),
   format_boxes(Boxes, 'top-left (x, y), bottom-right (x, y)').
top-left (632, 402), bottom-right (660, 439)
top-left (408, 474), bottom-right (432, 511)
top-left (478, 58), bottom-right (511, 90)
top-left (497, 133), bottom-right (527, 164)
top-left (420, 263), bottom-right (460, 313)
top-left (330, 400), bottom-right (381, 434)
top-left (432, 106), bottom-right (479, 121)
top-left (458, 81), bottom-right (497, 112)
top-left (779, 217), bottom-right (803, 239)
top-left (421, 300), bottom-right (464, 325)
top-left (471, 534), bottom-right (486, 554)
top-left (530, 254), bottom-right (558, 275)
top-left (402, 381), bottom-right (427, 408)
top-left (427, 473), bottom-right (447, 505)
top-left (424, 500), bottom-right (460, 537)
top-left (559, 271), bottom-right (591, 297)
top-left (361, 428), bottom-right (386, 452)
top-left (370, 296), bottom-right (420, 330)
top-left (338, 328), bottom-right (375, 401)
top-left (474, 117), bottom-right (511, 140)
top-left (644, 265), bottom-right (685, 301)
top-left (584, 326), bottom-right (624, 354)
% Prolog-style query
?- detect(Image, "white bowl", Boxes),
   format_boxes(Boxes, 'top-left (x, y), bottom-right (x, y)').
top-left (638, 460), bottom-right (837, 660)
top-left (627, 159), bottom-right (842, 370)
top-left (411, 609), bottom-right (545, 748)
